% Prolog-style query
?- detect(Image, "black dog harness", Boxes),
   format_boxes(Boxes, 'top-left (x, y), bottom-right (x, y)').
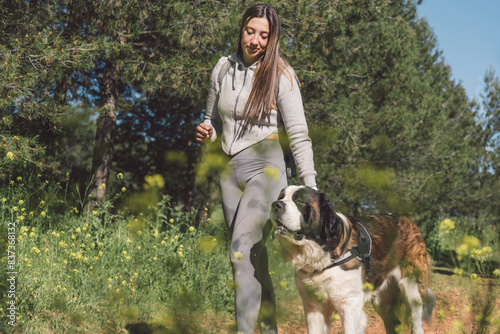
top-left (321, 221), bottom-right (372, 275)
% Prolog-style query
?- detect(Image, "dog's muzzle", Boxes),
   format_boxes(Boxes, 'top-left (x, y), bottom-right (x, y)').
top-left (271, 201), bottom-right (304, 240)
top-left (270, 200), bottom-right (285, 223)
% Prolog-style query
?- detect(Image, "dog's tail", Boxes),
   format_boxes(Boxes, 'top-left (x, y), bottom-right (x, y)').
top-left (422, 288), bottom-right (435, 322)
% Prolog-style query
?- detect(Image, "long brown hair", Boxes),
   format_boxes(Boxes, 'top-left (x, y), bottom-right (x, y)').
top-left (237, 4), bottom-right (293, 119)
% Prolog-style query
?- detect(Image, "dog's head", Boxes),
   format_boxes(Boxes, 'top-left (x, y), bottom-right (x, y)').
top-left (270, 186), bottom-right (345, 250)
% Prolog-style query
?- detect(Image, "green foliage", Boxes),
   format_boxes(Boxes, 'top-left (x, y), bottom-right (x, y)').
top-left (428, 216), bottom-right (500, 277)
top-left (0, 175), bottom-right (300, 332)
top-left (1, 187), bottom-right (230, 332)
top-left (0, 1), bottom-right (95, 174)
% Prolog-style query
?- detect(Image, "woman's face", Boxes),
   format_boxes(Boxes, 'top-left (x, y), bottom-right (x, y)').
top-left (240, 17), bottom-right (269, 66)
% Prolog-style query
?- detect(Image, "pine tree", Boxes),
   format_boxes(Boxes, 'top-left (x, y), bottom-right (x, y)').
top-left (0, 1), bottom-right (93, 174)
top-left (274, 0), bottom-right (487, 228)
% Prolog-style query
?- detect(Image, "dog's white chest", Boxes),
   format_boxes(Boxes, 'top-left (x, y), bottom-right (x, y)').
top-left (296, 266), bottom-right (364, 302)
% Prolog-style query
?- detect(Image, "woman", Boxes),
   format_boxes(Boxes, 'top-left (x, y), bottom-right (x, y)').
top-left (196, 4), bottom-right (317, 333)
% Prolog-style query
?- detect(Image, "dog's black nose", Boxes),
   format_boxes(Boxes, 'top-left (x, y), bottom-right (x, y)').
top-left (273, 201), bottom-right (285, 211)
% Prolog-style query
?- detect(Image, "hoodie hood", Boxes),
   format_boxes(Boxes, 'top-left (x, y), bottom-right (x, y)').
top-left (227, 53), bottom-right (258, 90)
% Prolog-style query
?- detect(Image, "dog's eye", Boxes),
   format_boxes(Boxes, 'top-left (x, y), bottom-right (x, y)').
top-left (295, 199), bottom-right (305, 205)
top-left (294, 199), bottom-right (307, 213)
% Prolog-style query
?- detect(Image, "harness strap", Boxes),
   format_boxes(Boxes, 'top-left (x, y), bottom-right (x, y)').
top-left (321, 221), bottom-right (372, 275)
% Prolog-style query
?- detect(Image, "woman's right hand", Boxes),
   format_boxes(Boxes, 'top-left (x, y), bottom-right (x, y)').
top-left (196, 123), bottom-right (214, 142)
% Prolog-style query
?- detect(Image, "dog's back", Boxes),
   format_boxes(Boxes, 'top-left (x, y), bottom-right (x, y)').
top-left (352, 215), bottom-right (431, 293)
top-left (353, 215), bottom-right (434, 334)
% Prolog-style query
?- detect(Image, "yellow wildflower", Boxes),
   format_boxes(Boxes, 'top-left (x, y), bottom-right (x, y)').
top-left (463, 235), bottom-right (481, 248)
top-left (439, 218), bottom-right (456, 234)
top-left (6, 152), bottom-right (14, 160)
top-left (470, 273), bottom-right (479, 280)
top-left (470, 247), bottom-right (493, 262)
top-left (264, 165), bottom-right (280, 180)
top-left (143, 174), bottom-right (164, 189)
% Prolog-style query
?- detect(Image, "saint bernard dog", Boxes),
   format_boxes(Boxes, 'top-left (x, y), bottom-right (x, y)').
top-left (270, 185), bottom-right (434, 334)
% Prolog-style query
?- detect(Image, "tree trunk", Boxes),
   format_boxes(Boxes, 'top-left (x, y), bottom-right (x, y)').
top-left (87, 60), bottom-right (120, 208)
top-left (182, 139), bottom-right (197, 212)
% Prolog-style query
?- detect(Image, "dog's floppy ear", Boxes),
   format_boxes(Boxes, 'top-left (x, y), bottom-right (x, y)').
top-left (319, 193), bottom-right (343, 251)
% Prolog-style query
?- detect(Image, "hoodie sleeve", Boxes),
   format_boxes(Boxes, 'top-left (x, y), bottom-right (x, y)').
top-left (277, 67), bottom-right (317, 187)
top-left (203, 57), bottom-right (228, 142)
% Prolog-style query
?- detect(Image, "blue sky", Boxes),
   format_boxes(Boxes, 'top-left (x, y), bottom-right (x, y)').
top-left (417, 0), bottom-right (500, 102)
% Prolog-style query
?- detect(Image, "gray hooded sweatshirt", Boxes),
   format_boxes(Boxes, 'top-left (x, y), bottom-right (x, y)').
top-left (203, 53), bottom-right (317, 187)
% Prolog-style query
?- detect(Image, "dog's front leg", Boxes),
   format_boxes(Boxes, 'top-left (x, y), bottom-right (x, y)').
top-left (303, 300), bottom-right (330, 334)
top-left (297, 282), bottom-right (330, 334)
top-left (338, 294), bottom-right (367, 334)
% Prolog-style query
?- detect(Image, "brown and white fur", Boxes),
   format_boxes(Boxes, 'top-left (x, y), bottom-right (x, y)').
top-left (270, 186), bottom-right (434, 334)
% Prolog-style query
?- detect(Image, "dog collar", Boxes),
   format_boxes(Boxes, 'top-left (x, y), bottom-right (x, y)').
top-left (321, 221), bottom-right (372, 274)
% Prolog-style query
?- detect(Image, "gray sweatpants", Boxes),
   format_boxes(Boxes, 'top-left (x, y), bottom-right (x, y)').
top-left (220, 139), bottom-right (288, 334)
